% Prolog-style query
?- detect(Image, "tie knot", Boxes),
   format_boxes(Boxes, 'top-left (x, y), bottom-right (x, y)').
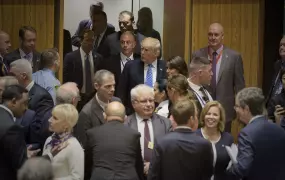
top-left (148, 64), bottom-right (153, 68)
top-left (212, 51), bottom-right (218, 56)
top-left (199, 87), bottom-right (204, 91)
top-left (126, 58), bottom-right (131, 61)
top-left (143, 119), bottom-right (149, 122)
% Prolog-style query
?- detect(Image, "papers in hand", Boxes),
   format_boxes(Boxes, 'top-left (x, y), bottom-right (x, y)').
top-left (225, 144), bottom-right (238, 164)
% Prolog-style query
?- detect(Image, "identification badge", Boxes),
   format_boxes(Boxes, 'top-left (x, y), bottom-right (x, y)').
top-left (148, 141), bottom-right (154, 149)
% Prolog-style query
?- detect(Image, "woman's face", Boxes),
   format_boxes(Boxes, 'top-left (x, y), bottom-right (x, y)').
top-left (154, 83), bottom-right (165, 103)
top-left (204, 106), bottom-right (220, 129)
top-left (166, 66), bottom-right (179, 77)
top-left (49, 113), bottom-right (69, 134)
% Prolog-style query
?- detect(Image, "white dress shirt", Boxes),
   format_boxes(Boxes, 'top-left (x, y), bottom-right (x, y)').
top-left (19, 48), bottom-right (33, 65)
top-left (144, 60), bottom-right (157, 87)
top-left (95, 93), bottom-right (109, 111)
top-left (26, 81), bottom-right (35, 92)
top-left (188, 80), bottom-right (213, 107)
top-left (136, 113), bottom-right (154, 158)
top-left (156, 100), bottom-right (169, 118)
top-left (80, 47), bottom-right (94, 94)
top-left (120, 52), bottom-right (134, 72)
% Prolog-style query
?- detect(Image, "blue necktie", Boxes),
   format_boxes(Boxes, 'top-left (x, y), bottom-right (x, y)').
top-left (211, 52), bottom-right (218, 99)
top-left (145, 64), bottom-right (153, 87)
top-left (85, 54), bottom-right (92, 93)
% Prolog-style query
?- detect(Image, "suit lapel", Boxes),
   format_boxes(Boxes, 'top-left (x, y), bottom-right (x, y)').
top-left (129, 114), bottom-right (139, 131)
top-left (75, 49), bottom-right (83, 77)
top-left (91, 98), bottom-right (105, 124)
top-left (217, 48), bottom-right (229, 84)
top-left (156, 60), bottom-right (163, 81)
top-left (151, 114), bottom-right (163, 139)
top-left (138, 60), bottom-right (144, 84)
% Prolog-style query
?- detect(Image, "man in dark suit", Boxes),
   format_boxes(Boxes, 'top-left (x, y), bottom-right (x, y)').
top-left (100, 10), bottom-right (145, 58)
top-left (0, 30), bottom-right (11, 76)
top-left (192, 23), bottom-right (245, 132)
top-left (9, 59), bottom-right (54, 148)
top-left (228, 87), bottom-right (285, 180)
top-left (125, 84), bottom-right (172, 177)
top-left (117, 37), bottom-right (166, 114)
top-left (0, 85), bottom-right (40, 180)
top-left (86, 101), bottom-right (144, 180)
top-left (4, 26), bottom-right (41, 72)
top-left (148, 99), bottom-right (213, 180)
top-left (72, 2), bottom-right (115, 48)
top-left (97, 31), bottom-right (140, 94)
top-left (64, 30), bottom-right (103, 111)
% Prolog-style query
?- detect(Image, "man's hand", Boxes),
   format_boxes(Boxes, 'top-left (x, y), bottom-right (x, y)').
top-left (274, 105), bottom-right (285, 124)
top-left (51, 141), bottom-right (69, 157)
top-left (144, 162), bottom-right (150, 175)
top-left (27, 145), bottom-right (40, 158)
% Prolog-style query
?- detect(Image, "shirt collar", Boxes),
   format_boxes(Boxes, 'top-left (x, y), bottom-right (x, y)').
top-left (96, 93), bottom-right (108, 110)
top-left (209, 45), bottom-right (224, 54)
top-left (26, 81), bottom-right (35, 92)
top-left (144, 60), bottom-right (157, 69)
top-left (120, 52), bottom-right (134, 61)
top-left (0, 104), bottom-right (15, 120)
top-left (135, 112), bottom-right (151, 123)
top-left (249, 115), bottom-right (264, 124)
top-left (19, 48), bottom-right (32, 58)
top-left (175, 126), bottom-right (192, 130)
top-left (80, 47), bottom-right (91, 57)
top-left (42, 68), bottom-right (55, 76)
top-left (188, 79), bottom-right (202, 92)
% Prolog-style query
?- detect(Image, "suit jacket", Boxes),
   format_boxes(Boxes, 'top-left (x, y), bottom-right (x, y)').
top-left (117, 59), bottom-right (167, 115)
top-left (15, 109), bottom-right (35, 145)
top-left (63, 29), bottom-right (72, 59)
top-left (71, 19), bottom-right (115, 48)
top-left (86, 120), bottom-right (144, 180)
top-left (28, 83), bottom-right (54, 147)
top-left (125, 113), bottom-right (172, 142)
top-left (228, 116), bottom-right (285, 180)
top-left (63, 49), bottom-right (103, 91)
top-left (4, 48), bottom-right (41, 72)
top-left (99, 31), bottom-right (145, 58)
top-left (192, 46), bottom-right (245, 123)
top-left (267, 90), bottom-right (285, 121)
top-left (0, 107), bottom-right (27, 180)
top-left (97, 53), bottom-right (141, 94)
top-left (147, 128), bottom-right (213, 180)
top-left (0, 56), bottom-right (8, 76)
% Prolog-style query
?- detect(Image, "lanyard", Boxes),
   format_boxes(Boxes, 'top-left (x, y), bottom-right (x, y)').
top-left (208, 48), bottom-right (223, 64)
top-left (192, 89), bottom-right (207, 107)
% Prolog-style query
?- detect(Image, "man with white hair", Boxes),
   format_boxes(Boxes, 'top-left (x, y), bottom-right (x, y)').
top-left (9, 59), bottom-right (54, 148)
top-left (117, 37), bottom-right (167, 115)
top-left (125, 84), bottom-right (171, 177)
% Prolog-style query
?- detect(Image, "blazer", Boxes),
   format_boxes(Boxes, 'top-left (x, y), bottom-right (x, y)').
top-left (63, 29), bottom-right (72, 59)
top-left (0, 107), bottom-right (27, 180)
top-left (125, 113), bottom-right (172, 141)
top-left (28, 83), bottom-right (54, 147)
top-left (99, 31), bottom-right (145, 58)
top-left (192, 46), bottom-right (245, 123)
top-left (4, 48), bottom-right (41, 72)
top-left (0, 56), bottom-right (8, 76)
top-left (147, 128), bottom-right (213, 180)
top-left (86, 120), bottom-right (144, 180)
top-left (267, 90), bottom-right (285, 121)
top-left (228, 116), bottom-right (285, 180)
top-left (63, 49), bottom-right (103, 91)
top-left (117, 59), bottom-right (167, 115)
top-left (71, 19), bottom-right (115, 48)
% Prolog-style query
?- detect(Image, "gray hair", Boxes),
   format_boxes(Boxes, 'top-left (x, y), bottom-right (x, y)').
top-left (56, 82), bottom-right (79, 104)
top-left (17, 157), bottom-right (53, 180)
top-left (10, 59), bottom-right (33, 80)
top-left (236, 87), bottom-right (265, 116)
top-left (130, 84), bottom-right (154, 101)
top-left (94, 69), bottom-right (114, 84)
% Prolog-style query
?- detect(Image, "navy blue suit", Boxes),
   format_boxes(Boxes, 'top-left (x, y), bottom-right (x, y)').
top-left (228, 116), bottom-right (285, 180)
top-left (15, 109), bottom-right (35, 145)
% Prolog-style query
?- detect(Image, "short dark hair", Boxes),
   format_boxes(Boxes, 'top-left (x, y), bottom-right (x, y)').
top-left (171, 99), bottom-right (196, 125)
top-left (119, 11), bottom-right (134, 22)
top-left (2, 85), bottom-right (28, 103)
top-left (156, 79), bottom-right (167, 93)
top-left (40, 48), bottom-right (59, 68)
top-left (167, 56), bottom-right (188, 77)
top-left (189, 56), bottom-right (211, 73)
top-left (90, 10), bottom-right (107, 20)
top-left (19, 26), bottom-right (36, 40)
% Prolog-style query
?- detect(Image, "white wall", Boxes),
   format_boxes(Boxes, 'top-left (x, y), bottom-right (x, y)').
top-left (64, 0), bottom-right (164, 42)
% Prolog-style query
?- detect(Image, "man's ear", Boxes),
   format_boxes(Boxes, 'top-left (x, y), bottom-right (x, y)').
top-left (11, 97), bottom-right (17, 107)
top-left (94, 83), bottom-right (99, 90)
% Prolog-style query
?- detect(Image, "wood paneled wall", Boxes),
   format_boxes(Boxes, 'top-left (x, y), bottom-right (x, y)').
top-left (0, 0), bottom-right (55, 52)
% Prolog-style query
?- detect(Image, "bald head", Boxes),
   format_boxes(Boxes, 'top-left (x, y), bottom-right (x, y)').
top-left (208, 23), bottom-right (224, 50)
top-left (0, 30), bottom-right (11, 56)
top-left (105, 102), bottom-right (126, 122)
top-left (56, 82), bottom-right (80, 106)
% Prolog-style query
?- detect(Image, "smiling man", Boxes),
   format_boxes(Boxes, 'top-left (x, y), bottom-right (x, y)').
top-left (192, 22), bottom-right (245, 132)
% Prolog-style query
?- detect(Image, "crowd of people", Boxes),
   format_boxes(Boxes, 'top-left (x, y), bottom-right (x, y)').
top-left (0, 1), bottom-right (285, 180)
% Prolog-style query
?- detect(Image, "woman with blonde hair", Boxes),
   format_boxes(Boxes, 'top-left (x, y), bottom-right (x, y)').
top-left (43, 104), bottom-right (84, 180)
top-left (196, 101), bottom-right (234, 180)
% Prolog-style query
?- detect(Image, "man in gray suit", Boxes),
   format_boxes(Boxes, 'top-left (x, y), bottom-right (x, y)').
top-left (125, 84), bottom-right (172, 177)
top-left (192, 23), bottom-right (245, 132)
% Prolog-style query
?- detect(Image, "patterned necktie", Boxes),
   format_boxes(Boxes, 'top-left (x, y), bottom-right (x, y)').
top-left (93, 35), bottom-right (101, 52)
top-left (145, 64), bottom-right (153, 87)
top-left (211, 52), bottom-right (218, 99)
top-left (85, 54), bottom-right (92, 93)
top-left (199, 87), bottom-right (209, 103)
top-left (143, 119), bottom-right (152, 162)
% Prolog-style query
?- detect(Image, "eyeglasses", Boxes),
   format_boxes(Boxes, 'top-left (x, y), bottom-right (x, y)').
top-left (135, 99), bottom-right (154, 105)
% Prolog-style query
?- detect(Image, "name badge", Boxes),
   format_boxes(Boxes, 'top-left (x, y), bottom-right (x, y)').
top-left (148, 141), bottom-right (154, 149)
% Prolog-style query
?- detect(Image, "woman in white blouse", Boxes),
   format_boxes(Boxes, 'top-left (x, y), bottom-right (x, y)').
top-left (43, 104), bottom-right (84, 180)
top-left (154, 79), bottom-right (169, 118)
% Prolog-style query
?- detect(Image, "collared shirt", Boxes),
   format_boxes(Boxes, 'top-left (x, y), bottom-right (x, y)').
top-left (26, 81), bottom-right (35, 92)
top-left (19, 48), bottom-right (33, 64)
top-left (90, 26), bottom-right (107, 47)
top-left (175, 126), bottom-right (192, 130)
top-left (144, 60), bottom-right (157, 87)
top-left (136, 113), bottom-right (154, 158)
top-left (249, 115), bottom-right (264, 124)
top-left (188, 79), bottom-right (213, 107)
top-left (120, 52), bottom-right (134, 72)
top-left (0, 104), bottom-right (15, 121)
top-left (208, 45), bottom-right (224, 83)
top-left (32, 68), bottom-right (61, 104)
top-left (95, 93), bottom-right (108, 111)
top-left (80, 47), bottom-right (94, 94)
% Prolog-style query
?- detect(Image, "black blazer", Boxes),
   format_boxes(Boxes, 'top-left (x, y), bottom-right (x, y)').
top-left (4, 48), bottom-right (41, 72)
top-left (148, 128), bottom-right (213, 180)
top-left (0, 107), bottom-right (27, 180)
top-left (267, 90), bottom-right (285, 121)
top-left (0, 57), bottom-right (8, 76)
top-left (28, 83), bottom-right (54, 147)
top-left (86, 120), bottom-right (144, 180)
top-left (63, 49), bottom-right (103, 91)
top-left (117, 59), bottom-right (167, 114)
